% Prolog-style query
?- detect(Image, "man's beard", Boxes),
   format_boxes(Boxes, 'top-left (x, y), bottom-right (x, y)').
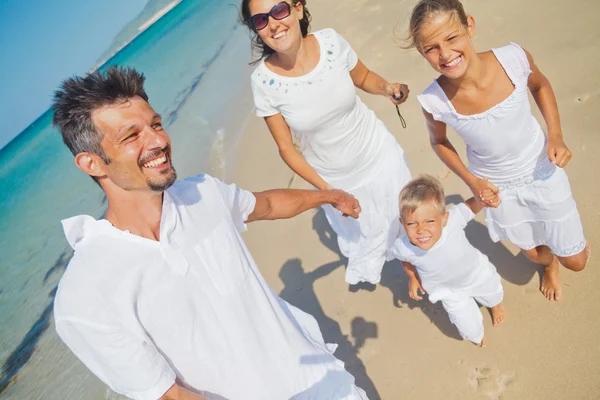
top-left (139, 145), bottom-right (177, 192)
top-left (147, 166), bottom-right (177, 192)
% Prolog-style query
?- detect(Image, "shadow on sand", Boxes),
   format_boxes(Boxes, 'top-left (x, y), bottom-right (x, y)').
top-left (310, 199), bottom-right (540, 347)
top-left (278, 210), bottom-right (382, 399)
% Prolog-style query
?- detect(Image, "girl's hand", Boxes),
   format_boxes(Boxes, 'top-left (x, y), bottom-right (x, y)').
top-left (547, 136), bottom-right (572, 167)
top-left (469, 177), bottom-right (502, 208)
top-left (386, 83), bottom-right (410, 105)
top-left (408, 277), bottom-right (426, 301)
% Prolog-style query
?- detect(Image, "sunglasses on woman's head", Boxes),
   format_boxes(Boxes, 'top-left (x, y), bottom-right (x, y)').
top-left (250, 1), bottom-right (292, 31)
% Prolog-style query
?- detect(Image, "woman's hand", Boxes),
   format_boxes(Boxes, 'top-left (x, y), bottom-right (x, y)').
top-left (386, 83), bottom-right (410, 105)
top-left (469, 177), bottom-right (501, 208)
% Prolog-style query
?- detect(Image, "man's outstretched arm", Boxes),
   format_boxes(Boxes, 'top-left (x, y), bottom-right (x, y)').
top-left (247, 189), bottom-right (361, 223)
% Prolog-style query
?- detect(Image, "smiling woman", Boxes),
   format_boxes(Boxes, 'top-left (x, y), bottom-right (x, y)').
top-left (240, 0), bottom-right (311, 65)
top-left (239, 0), bottom-right (412, 286)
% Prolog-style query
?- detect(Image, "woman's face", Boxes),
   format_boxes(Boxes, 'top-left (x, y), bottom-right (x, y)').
top-left (248, 0), bottom-right (304, 55)
top-left (417, 12), bottom-right (476, 80)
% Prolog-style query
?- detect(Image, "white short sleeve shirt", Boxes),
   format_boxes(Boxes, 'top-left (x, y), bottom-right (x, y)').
top-left (55, 175), bottom-right (354, 400)
top-left (250, 28), bottom-right (400, 189)
top-left (390, 204), bottom-right (494, 297)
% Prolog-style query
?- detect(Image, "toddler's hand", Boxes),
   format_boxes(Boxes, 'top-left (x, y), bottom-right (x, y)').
top-left (469, 177), bottom-right (501, 208)
top-left (408, 278), bottom-right (426, 301)
top-left (547, 137), bottom-right (572, 168)
top-left (386, 83), bottom-right (410, 105)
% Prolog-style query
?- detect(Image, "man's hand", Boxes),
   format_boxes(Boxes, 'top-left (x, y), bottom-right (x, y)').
top-left (408, 277), bottom-right (426, 301)
top-left (547, 136), bottom-right (572, 167)
top-left (330, 189), bottom-right (361, 218)
top-left (248, 188), bottom-right (361, 222)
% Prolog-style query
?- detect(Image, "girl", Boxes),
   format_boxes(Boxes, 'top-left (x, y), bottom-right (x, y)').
top-left (407, 0), bottom-right (589, 301)
top-left (241, 0), bottom-right (412, 285)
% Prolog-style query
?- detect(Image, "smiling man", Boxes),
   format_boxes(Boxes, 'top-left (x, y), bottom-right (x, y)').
top-left (52, 66), bottom-right (368, 400)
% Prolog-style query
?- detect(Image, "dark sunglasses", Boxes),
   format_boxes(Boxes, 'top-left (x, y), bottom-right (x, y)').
top-left (250, 2), bottom-right (291, 31)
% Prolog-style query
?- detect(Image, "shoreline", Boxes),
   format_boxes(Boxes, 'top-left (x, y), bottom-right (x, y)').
top-left (89, 0), bottom-right (183, 73)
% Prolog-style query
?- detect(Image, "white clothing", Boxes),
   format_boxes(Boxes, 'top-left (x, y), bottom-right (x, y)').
top-left (417, 42), bottom-right (586, 256)
top-left (251, 28), bottom-right (411, 284)
top-left (440, 281), bottom-right (503, 344)
top-left (54, 175), bottom-right (367, 400)
top-left (390, 204), bottom-right (503, 343)
top-left (322, 142), bottom-right (411, 284)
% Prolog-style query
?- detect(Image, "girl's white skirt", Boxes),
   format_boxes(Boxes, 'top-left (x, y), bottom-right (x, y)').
top-left (322, 139), bottom-right (411, 285)
top-left (485, 165), bottom-right (586, 257)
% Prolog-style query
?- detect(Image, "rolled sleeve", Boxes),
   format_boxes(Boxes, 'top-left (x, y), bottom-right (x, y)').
top-left (55, 317), bottom-right (176, 400)
top-left (212, 177), bottom-right (257, 232)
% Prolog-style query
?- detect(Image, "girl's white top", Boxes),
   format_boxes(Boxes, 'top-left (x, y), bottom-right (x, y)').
top-left (390, 204), bottom-right (497, 303)
top-left (417, 43), bottom-right (551, 185)
top-left (251, 28), bottom-right (402, 190)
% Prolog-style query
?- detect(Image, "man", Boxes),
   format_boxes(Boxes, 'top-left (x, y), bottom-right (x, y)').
top-left (52, 67), bottom-right (368, 400)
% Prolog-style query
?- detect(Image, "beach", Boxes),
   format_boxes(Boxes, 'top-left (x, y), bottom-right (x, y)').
top-left (1, 0), bottom-right (599, 398)
top-left (230, 0), bottom-right (600, 399)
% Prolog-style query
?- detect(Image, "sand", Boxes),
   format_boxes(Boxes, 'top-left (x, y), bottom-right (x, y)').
top-left (229, 0), bottom-right (600, 398)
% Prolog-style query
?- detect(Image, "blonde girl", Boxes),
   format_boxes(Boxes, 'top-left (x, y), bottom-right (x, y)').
top-left (407, 0), bottom-right (589, 301)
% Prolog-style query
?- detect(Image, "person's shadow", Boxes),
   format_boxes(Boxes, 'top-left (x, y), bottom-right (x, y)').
top-left (312, 198), bottom-right (538, 343)
top-left (379, 194), bottom-right (539, 340)
top-left (444, 194), bottom-right (539, 287)
top-left (279, 226), bottom-right (382, 400)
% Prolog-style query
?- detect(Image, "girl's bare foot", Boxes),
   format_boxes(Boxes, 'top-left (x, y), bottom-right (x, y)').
top-left (540, 257), bottom-right (562, 301)
top-left (491, 303), bottom-right (505, 326)
top-left (477, 337), bottom-right (486, 347)
top-left (585, 242), bottom-right (591, 264)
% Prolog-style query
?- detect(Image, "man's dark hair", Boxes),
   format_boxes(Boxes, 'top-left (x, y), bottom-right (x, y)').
top-left (52, 66), bottom-right (149, 164)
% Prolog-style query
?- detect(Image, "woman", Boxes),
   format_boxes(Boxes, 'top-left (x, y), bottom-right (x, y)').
top-left (241, 0), bottom-right (412, 285)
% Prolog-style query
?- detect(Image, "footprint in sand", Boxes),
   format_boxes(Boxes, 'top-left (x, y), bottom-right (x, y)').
top-left (469, 366), bottom-right (517, 400)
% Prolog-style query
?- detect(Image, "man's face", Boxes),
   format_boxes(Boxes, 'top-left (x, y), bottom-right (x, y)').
top-left (92, 96), bottom-right (176, 192)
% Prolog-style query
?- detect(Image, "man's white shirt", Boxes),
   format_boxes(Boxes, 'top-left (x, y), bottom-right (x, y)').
top-left (55, 175), bottom-right (358, 400)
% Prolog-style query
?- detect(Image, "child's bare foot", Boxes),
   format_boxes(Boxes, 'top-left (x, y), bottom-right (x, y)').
top-left (585, 242), bottom-right (591, 264)
top-left (477, 337), bottom-right (486, 347)
top-left (491, 303), bottom-right (505, 326)
top-left (540, 257), bottom-right (562, 301)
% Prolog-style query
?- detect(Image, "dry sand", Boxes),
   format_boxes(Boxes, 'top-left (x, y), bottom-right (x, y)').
top-left (229, 0), bottom-right (600, 399)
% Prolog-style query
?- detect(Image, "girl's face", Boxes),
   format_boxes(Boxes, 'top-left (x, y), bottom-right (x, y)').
top-left (417, 13), bottom-right (476, 79)
top-left (248, 0), bottom-right (305, 55)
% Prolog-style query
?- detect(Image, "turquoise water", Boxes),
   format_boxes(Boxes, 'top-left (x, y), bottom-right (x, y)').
top-left (0, 1), bottom-right (255, 398)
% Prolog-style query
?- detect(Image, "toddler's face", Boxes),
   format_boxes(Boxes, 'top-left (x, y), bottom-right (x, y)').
top-left (401, 203), bottom-right (448, 251)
